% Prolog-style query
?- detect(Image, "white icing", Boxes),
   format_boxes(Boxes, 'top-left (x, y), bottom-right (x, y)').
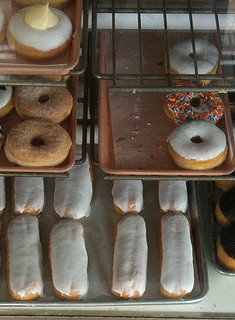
top-left (54, 148), bottom-right (92, 220)
top-left (50, 220), bottom-right (88, 298)
top-left (167, 120), bottom-right (227, 161)
top-left (7, 215), bottom-right (43, 298)
top-left (112, 215), bottom-right (148, 298)
top-left (0, 177), bottom-right (5, 212)
top-left (9, 6), bottom-right (72, 51)
top-left (112, 180), bottom-right (143, 213)
top-left (13, 177), bottom-right (44, 214)
top-left (160, 213), bottom-right (194, 294)
top-left (159, 180), bottom-right (188, 213)
top-left (0, 8), bottom-right (5, 31)
top-left (76, 125), bottom-right (99, 145)
top-left (0, 86), bottom-right (12, 110)
top-left (169, 39), bottom-right (218, 74)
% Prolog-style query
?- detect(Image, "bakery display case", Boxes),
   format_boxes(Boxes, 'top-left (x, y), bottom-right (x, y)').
top-left (0, 0), bottom-right (235, 318)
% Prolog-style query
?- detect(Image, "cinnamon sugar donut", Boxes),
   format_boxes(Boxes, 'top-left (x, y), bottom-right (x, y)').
top-left (14, 87), bottom-right (73, 123)
top-left (4, 119), bottom-right (72, 167)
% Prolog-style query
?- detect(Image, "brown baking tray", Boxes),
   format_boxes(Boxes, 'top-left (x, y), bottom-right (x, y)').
top-left (98, 31), bottom-right (235, 176)
top-left (0, 76), bottom-right (77, 173)
top-left (0, 0), bottom-right (81, 75)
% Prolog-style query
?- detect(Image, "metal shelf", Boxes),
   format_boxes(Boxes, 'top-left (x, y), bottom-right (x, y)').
top-left (92, 0), bottom-right (235, 92)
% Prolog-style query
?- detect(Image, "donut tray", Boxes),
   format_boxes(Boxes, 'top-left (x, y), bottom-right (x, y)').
top-left (99, 31), bottom-right (235, 176)
top-left (0, 0), bottom-right (82, 76)
top-left (0, 169), bottom-right (208, 310)
top-left (209, 182), bottom-right (235, 276)
top-left (0, 76), bottom-right (77, 173)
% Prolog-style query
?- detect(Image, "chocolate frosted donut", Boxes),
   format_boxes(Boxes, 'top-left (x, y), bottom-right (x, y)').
top-left (217, 225), bottom-right (235, 270)
top-left (215, 187), bottom-right (235, 226)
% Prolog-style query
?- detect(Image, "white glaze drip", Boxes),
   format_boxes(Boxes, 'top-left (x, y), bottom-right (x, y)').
top-left (112, 215), bottom-right (148, 298)
top-left (167, 120), bottom-right (226, 161)
top-left (112, 180), bottom-right (143, 213)
top-left (7, 215), bottom-right (43, 298)
top-left (0, 86), bottom-right (12, 110)
top-left (50, 220), bottom-right (88, 298)
top-left (54, 147), bottom-right (92, 220)
top-left (169, 39), bottom-right (218, 74)
top-left (159, 180), bottom-right (188, 213)
top-left (13, 177), bottom-right (44, 214)
top-left (9, 7), bottom-right (72, 51)
top-left (160, 213), bottom-right (194, 294)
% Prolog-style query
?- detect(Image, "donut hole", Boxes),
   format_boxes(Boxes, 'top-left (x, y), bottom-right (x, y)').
top-left (190, 136), bottom-right (203, 144)
top-left (190, 97), bottom-right (201, 108)
top-left (0, 86), bottom-right (6, 91)
top-left (38, 95), bottom-right (50, 104)
top-left (31, 137), bottom-right (44, 147)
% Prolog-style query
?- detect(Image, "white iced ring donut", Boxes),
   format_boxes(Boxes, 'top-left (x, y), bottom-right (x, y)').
top-left (7, 6), bottom-right (72, 60)
top-left (169, 39), bottom-right (219, 75)
top-left (167, 120), bottom-right (228, 170)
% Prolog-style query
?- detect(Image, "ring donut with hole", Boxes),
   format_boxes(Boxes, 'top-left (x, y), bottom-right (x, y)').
top-left (167, 120), bottom-right (228, 170)
top-left (168, 39), bottom-right (218, 84)
top-left (14, 86), bottom-right (73, 123)
top-left (164, 83), bottom-right (224, 124)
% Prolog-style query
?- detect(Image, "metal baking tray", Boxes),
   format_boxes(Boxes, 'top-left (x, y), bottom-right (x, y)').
top-left (0, 76), bottom-right (77, 173)
top-left (0, 0), bottom-right (81, 76)
top-left (0, 168), bottom-right (208, 308)
top-left (98, 31), bottom-right (235, 176)
top-left (209, 181), bottom-right (235, 276)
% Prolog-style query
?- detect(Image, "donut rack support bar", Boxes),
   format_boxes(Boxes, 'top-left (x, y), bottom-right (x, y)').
top-left (92, 0), bottom-right (235, 90)
top-left (104, 174), bottom-right (235, 181)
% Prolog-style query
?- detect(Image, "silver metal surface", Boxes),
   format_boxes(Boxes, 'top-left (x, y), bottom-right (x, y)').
top-left (0, 168), bottom-right (207, 314)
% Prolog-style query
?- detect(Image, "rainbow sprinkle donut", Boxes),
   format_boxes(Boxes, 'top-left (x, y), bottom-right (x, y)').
top-left (164, 83), bottom-right (224, 124)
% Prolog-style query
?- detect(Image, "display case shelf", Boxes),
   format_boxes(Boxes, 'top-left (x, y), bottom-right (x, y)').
top-left (92, 0), bottom-right (235, 92)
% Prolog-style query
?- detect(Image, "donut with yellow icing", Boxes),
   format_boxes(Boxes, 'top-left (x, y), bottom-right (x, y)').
top-left (7, 4), bottom-right (72, 60)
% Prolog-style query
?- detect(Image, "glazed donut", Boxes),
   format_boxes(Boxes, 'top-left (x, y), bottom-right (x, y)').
top-left (215, 180), bottom-right (235, 192)
top-left (0, 86), bottom-right (14, 118)
top-left (0, 8), bottom-right (6, 44)
top-left (7, 5), bottom-right (72, 60)
top-left (160, 213), bottom-right (194, 298)
top-left (14, 87), bottom-right (73, 123)
top-left (167, 120), bottom-right (228, 170)
top-left (169, 39), bottom-right (218, 82)
top-left (4, 119), bottom-right (72, 167)
top-left (13, 0), bottom-right (71, 8)
top-left (112, 215), bottom-right (148, 299)
top-left (164, 83), bottom-right (224, 124)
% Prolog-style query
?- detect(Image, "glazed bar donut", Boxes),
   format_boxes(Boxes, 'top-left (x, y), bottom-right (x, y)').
top-left (215, 187), bottom-right (235, 226)
top-left (7, 215), bottom-right (43, 300)
top-left (7, 5), bottom-right (72, 60)
top-left (164, 83), bottom-right (224, 124)
top-left (49, 220), bottom-right (88, 300)
top-left (169, 39), bottom-right (218, 82)
top-left (160, 213), bottom-right (194, 298)
top-left (111, 180), bottom-right (143, 215)
top-left (158, 180), bottom-right (188, 214)
top-left (167, 120), bottom-right (228, 170)
top-left (4, 119), bottom-right (72, 167)
top-left (112, 215), bottom-right (148, 299)
top-left (13, 0), bottom-right (71, 8)
top-left (14, 87), bottom-right (73, 123)
top-left (12, 177), bottom-right (44, 215)
top-left (217, 225), bottom-right (235, 270)
top-left (54, 146), bottom-right (93, 220)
